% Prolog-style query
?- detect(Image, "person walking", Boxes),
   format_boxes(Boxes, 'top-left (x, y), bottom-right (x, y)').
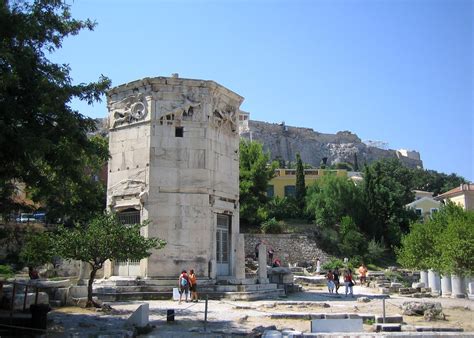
top-left (178, 270), bottom-right (190, 304)
top-left (189, 269), bottom-right (198, 302)
top-left (343, 268), bottom-right (355, 297)
top-left (326, 269), bottom-right (335, 293)
top-left (333, 267), bottom-right (341, 294)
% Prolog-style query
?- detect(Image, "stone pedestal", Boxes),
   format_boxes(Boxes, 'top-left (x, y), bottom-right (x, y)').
top-left (451, 275), bottom-right (465, 298)
top-left (427, 269), bottom-right (441, 295)
top-left (126, 303), bottom-right (149, 327)
top-left (468, 282), bottom-right (474, 300)
top-left (440, 274), bottom-right (452, 297)
top-left (235, 234), bottom-right (246, 280)
top-left (77, 262), bottom-right (91, 286)
top-left (209, 259), bottom-right (217, 280)
top-left (419, 270), bottom-right (428, 286)
top-left (258, 244), bottom-right (268, 284)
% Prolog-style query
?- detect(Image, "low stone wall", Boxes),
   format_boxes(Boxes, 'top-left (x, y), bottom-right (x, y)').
top-left (244, 233), bottom-right (330, 267)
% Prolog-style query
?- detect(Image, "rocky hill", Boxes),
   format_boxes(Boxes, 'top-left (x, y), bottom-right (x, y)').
top-left (240, 120), bottom-right (423, 169)
top-left (94, 117), bottom-right (422, 169)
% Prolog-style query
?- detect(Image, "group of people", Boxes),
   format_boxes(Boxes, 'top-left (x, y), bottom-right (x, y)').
top-left (177, 269), bottom-right (198, 304)
top-left (325, 264), bottom-right (368, 297)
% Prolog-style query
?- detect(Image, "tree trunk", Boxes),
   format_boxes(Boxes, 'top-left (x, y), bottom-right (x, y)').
top-left (86, 267), bottom-right (98, 308)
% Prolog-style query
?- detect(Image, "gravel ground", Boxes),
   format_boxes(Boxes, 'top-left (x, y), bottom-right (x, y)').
top-left (47, 285), bottom-right (474, 337)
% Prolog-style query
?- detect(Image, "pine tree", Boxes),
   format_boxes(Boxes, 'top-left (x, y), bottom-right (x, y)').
top-left (295, 153), bottom-right (306, 213)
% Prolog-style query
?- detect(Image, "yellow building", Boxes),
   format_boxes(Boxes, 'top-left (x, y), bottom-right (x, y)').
top-left (405, 197), bottom-right (441, 222)
top-left (267, 169), bottom-right (348, 198)
top-left (435, 184), bottom-right (474, 211)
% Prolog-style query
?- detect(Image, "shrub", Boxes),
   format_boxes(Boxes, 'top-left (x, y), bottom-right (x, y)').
top-left (268, 196), bottom-right (299, 220)
top-left (0, 264), bottom-right (14, 277)
top-left (321, 258), bottom-right (344, 271)
top-left (261, 218), bottom-right (285, 234)
top-left (338, 216), bottom-right (367, 257)
top-left (313, 225), bottom-right (340, 255)
top-left (365, 238), bottom-right (386, 263)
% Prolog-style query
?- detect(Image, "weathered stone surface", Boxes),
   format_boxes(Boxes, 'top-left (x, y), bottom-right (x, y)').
top-left (241, 120), bottom-right (423, 169)
top-left (375, 315), bottom-right (403, 323)
top-left (12, 292), bottom-right (49, 310)
top-left (402, 301), bottom-right (444, 320)
top-left (412, 282), bottom-right (425, 288)
top-left (126, 303), bottom-right (149, 327)
top-left (245, 234), bottom-right (330, 268)
top-left (105, 76), bottom-right (244, 280)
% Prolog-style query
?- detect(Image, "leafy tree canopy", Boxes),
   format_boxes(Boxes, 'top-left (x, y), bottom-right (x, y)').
top-left (411, 169), bottom-right (467, 196)
top-left (397, 202), bottom-right (474, 276)
top-left (0, 0), bottom-right (110, 220)
top-left (19, 228), bottom-right (56, 268)
top-left (305, 174), bottom-right (363, 228)
top-left (30, 213), bottom-right (166, 306)
top-left (239, 140), bottom-right (277, 225)
top-left (363, 159), bottom-right (416, 246)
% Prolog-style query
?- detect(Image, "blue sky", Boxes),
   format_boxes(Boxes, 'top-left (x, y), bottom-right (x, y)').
top-left (54, 0), bottom-right (473, 180)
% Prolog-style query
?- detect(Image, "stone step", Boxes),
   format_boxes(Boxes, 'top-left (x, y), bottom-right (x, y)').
top-left (93, 282), bottom-right (278, 294)
top-left (224, 288), bottom-right (286, 301)
top-left (375, 315), bottom-right (403, 324)
top-left (374, 323), bottom-right (402, 332)
top-left (415, 326), bottom-right (464, 332)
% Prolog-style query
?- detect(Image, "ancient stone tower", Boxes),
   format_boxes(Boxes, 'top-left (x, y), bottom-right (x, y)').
top-left (104, 75), bottom-right (245, 280)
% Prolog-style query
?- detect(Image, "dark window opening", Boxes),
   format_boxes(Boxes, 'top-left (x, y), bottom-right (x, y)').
top-left (175, 127), bottom-right (184, 137)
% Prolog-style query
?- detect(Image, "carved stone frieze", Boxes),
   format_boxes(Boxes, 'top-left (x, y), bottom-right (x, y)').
top-left (107, 177), bottom-right (148, 208)
top-left (109, 93), bottom-right (148, 128)
top-left (211, 105), bottom-right (238, 134)
top-left (159, 95), bottom-right (201, 125)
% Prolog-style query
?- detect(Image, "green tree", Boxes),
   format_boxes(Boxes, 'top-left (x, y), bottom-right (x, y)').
top-left (411, 169), bottom-right (466, 196)
top-left (353, 153), bottom-right (359, 171)
top-left (0, 0), bottom-right (110, 220)
top-left (331, 162), bottom-right (354, 170)
top-left (306, 174), bottom-right (363, 228)
top-left (362, 159), bottom-right (416, 247)
top-left (239, 140), bottom-right (277, 225)
top-left (55, 212), bottom-right (166, 307)
top-left (28, 135), bottom-right (109, 224)
top-left (20, 229), bottom-right (56, 269)
top-left (338, 216), bottom-right (367, 259)
top-left (295, 153), bottom-right (306, 213)
top-left (267, 196), bottom-right (299, 220)
top-left (436, 203), bottom-right (474, 276)
top-left (397, 202), bottom-right (473, 276)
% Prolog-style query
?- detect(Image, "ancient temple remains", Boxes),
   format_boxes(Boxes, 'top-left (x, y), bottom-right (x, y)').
top-left (104, 75), bottom-right (245, 280)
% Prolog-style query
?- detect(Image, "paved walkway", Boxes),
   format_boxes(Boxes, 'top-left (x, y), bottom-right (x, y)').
top-left (47, 285), bottom-right (474, 337)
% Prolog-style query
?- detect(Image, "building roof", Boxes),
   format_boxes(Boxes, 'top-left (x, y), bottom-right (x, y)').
top-left (435, 184), bottom-right (474, 200)
top-left (406, 196), bottom-right (441, 209)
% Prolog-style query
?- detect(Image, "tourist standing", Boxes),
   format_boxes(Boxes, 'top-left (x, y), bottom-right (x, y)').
top-left (358, 264), bottom-right (368, 286)
top-left (28, 266), bottom-right (39, 280)
top-left (178, 270), bottom-right (190, 304)
top-left (316, 258), bottom-right (321, 273)
top-left (189, 269), bottom-right (198, 302)
top-left (326, 269), bottom-right (335, 293)
top-left (333, 267), bottom-right (341, 294)
top-left (343, 268), bottom-right (355, 297)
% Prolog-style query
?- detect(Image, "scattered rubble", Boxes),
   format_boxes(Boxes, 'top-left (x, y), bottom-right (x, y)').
top-left (402, 301), bottom-right (445, 321)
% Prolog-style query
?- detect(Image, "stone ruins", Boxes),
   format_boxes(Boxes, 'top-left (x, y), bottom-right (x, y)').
top-left (104, 75), bottom-right (245, 280)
